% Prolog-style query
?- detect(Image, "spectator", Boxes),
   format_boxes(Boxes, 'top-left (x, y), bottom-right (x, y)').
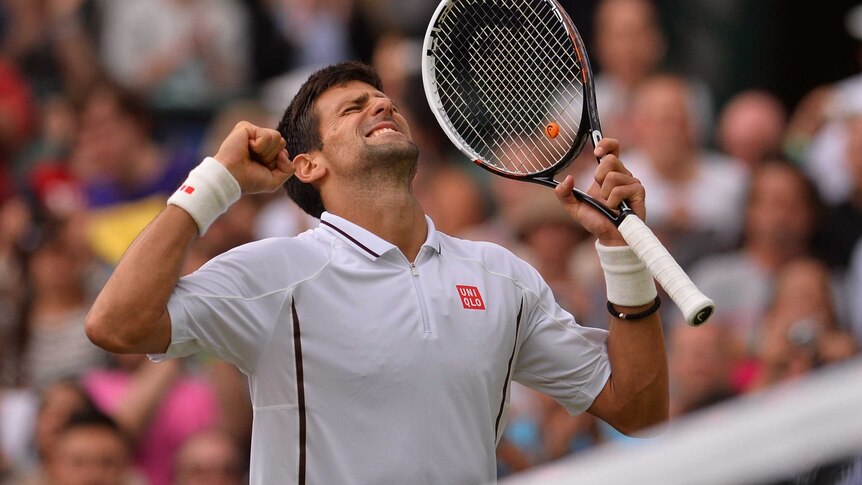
top-left (173, 428), bottom-right (245, 485)
top-left (462, 135), bottom-right (556, 249)
top-left (0, 0), bottom-right (857, 480)
top-left (0, 0), bottom-right (102, 100)
top-left (716, 90), bottom-right (787, 171)
top-left (497, 385), bottom-right (601, 477)
top-left (508, 191), bottom-right (595, 322)
top-left (18, 222), bottom-right (108, 391)
top-left (690, 161), bottom-right (821, 347)
top-left (14, 94), bottom-right (79, 180)
top-left (751, 258), bottom-right (857, 390)
top-left (69, 82), bottom-right (196, 263)
top-left (43, 410), bottom-right (144, 485)
top-left (98, 0), bottom-right (250, 111)
top-left (0, 195), bottom-right (32, 385)
top-left (16, 379), bottom-right (97, 482)
top-left (621, 74), bottom-right (747, 266)
top-left (813, 112), bottom-right (862, 270)
top-left (667, 323), bottom-right (737, 417)
top-left (82, 355), bottom-right (225, 485)
top-left (784, 4), bottom-right (862, 205)
top-left (265, 0), bottom-right (358, 70)
top-left (592, 0), bottom-right (713, 148)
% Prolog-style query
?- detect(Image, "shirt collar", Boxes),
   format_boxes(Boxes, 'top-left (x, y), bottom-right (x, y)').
top-left (319, 212), bottom-right (442, 261)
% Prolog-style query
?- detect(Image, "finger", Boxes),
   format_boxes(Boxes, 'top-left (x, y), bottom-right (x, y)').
top-left (599, 171), bottom-right (638, 201)
top-left (214, 124), bottom-right (258, 172)
top-left (593, 137), bottom-right (620, 159)
top-left (593, 154), bottom-right (631, 186)
top-left (251, 131), bottom-right (286, 164)
top-left (261, 150), bottom-right (295, 191)
top-left (249, 128), bottom-right (280, 154)
top-left (605, 183), bottom-right (643, 209)
top-left (554, 175), bottom-right (578, 204)
top-left (260, 139), bottom-right (283, 163)
top-left (263, 137), bottom-right (287, 164)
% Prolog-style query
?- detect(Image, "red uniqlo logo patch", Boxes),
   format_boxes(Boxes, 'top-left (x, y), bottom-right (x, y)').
top-left (456, 285), bottom-right (485, 310)
top-left (180, 185), bottom-right (195, 194)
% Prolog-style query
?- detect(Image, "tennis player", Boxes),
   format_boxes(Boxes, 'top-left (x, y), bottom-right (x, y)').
top-left (86, 62), bottom-right (668, 484)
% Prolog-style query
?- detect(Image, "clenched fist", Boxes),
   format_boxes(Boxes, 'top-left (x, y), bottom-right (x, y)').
top-left (214, 121), bottom-right (295, 194)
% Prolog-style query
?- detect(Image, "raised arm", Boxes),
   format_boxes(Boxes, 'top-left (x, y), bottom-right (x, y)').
top-left (554, 138), bottom-right (669, 436)
top-left (85, 122), bottom-right (293, 354)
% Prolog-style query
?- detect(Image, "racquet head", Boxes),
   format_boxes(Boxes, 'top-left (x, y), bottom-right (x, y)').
top-left (422, 0), bottom-right (600, 181)
top-left (421, 0), bottom-right (717, 327)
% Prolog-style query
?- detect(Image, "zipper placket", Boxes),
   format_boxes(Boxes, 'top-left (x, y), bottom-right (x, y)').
top-left (409, 262), bottom-right (432, 334)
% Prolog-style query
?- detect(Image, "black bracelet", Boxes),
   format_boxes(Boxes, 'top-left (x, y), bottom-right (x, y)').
top-left (607, 296), bottom-right (661, 320)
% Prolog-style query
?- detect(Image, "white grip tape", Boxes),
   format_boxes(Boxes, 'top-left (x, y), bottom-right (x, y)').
top-left (167, 157), bottom-right (241, 235)
top-left (618, 216), bottom-right (715, 326)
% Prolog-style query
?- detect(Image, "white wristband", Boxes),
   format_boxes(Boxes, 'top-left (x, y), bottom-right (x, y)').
top-left (595, 240), bottom-right (657, 307)
top-left (167, 157), bottom-right (241, 235)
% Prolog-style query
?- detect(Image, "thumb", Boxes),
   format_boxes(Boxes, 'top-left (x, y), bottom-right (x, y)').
top-left (555, 175), bottom-right (578, 205)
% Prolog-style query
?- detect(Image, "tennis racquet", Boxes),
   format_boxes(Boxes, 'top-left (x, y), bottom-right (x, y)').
top-left (421, 0), bottom-right (714, 326)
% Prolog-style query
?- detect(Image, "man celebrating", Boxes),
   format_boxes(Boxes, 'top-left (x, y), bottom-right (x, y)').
top-left (86, 62), bottom-right (668, 484)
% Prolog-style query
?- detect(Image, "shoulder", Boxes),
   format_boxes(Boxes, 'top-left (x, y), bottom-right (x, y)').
top-left (438, 232), bottom-right (544, 286)
top-left (189, 229), bottom-right (334, 293)
top-left (439, 231), bottom-right (519, 262)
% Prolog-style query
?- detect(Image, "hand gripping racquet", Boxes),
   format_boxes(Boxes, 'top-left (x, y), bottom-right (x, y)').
top-left (421, 0), bottom-right (715, 325)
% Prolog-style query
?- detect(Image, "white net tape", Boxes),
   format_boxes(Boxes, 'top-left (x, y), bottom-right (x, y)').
top-left (500, 357), bottom-right (862, 485)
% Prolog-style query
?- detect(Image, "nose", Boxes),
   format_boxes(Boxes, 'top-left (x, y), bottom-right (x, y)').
top-left (370, 96), bottom-right (395, 117)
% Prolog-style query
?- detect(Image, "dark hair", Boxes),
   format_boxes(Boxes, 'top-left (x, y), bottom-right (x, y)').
top-left (60, 408), bottom-right (131, 450)
top-left (276, 62), bottom-right (383, 218)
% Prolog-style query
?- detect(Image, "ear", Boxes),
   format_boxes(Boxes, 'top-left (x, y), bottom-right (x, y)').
top-left (292, 152), bottom-right (326, 184)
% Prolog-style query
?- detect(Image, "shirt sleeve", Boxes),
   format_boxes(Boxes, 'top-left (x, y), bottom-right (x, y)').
top-left (148, 247), bottom-right (291, 374)
top-left (512, 268), bottom-right (611, 416)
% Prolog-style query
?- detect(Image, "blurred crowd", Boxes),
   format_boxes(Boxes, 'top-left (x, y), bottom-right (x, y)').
top-left (0, 0), bottom-right (860, 483)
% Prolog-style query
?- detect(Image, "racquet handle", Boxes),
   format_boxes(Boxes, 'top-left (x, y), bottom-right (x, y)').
top-left (617, 216), bottom-right (715, 326)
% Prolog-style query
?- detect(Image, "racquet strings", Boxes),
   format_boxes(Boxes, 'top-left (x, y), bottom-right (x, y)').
top-left (430, 0), bottom-right (586, 176)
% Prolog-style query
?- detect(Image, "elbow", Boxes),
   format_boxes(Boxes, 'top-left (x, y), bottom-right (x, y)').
top-left (85, 307), bottom-right (120, 352)
top-left (85, 306), bottom-right (138, 354)
top-left (611, 400), bottom-right (670, 438)
top-left (616, 412), bottom-right (669, 438)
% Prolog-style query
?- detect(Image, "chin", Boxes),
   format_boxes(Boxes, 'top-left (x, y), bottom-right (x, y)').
top-left (366, 140), bottom-right (420, 165)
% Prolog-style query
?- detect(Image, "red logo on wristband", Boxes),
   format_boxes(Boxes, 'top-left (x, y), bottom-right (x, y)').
top-left (179, 185), bottom-right (195, 194)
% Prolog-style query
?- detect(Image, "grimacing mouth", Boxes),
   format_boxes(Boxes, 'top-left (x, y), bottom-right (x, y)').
top-left (365, 121), bottom-right (400, 138)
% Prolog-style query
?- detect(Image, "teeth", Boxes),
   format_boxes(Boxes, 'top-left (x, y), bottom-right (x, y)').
top-left (370, 127), bottom-right (396, 137)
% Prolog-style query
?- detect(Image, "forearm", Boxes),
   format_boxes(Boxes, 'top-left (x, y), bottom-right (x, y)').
top-left (602, 308), bottom-right (669, 434)
top-left (587, 241), bottom-right (669, 435)
top-left (86, 206), bottom-right (198, 353)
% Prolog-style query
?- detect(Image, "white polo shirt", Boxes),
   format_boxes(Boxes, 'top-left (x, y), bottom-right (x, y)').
top-left (154, 212), bottom-right (610, 485)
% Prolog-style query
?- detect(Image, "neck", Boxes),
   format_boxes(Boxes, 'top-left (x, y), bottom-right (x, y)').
top-left (326, 185), bottom-right (427, 262)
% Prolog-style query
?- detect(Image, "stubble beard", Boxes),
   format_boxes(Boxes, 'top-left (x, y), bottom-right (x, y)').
top-left (357, 139), bottom-right (421, 190)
